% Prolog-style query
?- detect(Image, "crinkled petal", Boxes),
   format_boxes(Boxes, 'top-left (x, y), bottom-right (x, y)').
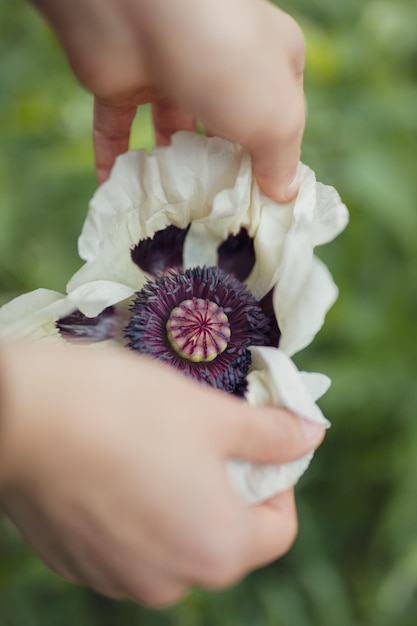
top-left (313, 182), bottom-right (349, 246)
top-left (245, 197), bottom-right (294, 300)
top-left (68, 207), bottom-right (148, 292)
top-left (246, 162), bottom-right (348, 305)
top-left (275, 247), bottom-right (339, 356)
top-left (300, 371), bottom-right (331, 401)
top-left (0, 282), bottom-right (131, 343)
top-left (227, 347), bottom-right (330, 504)
top-left (0, 289), bottom-right (75, 341)
top-left (245, 163), bottom-right (315, 300)
top-left (182, 149), bottom-right (256, 268)
top-left (72, 133), bottom-right (255, 292)
top-left (246, 347), bottom-right (330, 425)
top-left (68, 280), bottom-right (135, 317)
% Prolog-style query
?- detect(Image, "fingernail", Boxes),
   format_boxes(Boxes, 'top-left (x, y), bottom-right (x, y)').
top-left (300, 419), bottom-right (326, 445)
top-left (283, 174), bottom-right (299, 202)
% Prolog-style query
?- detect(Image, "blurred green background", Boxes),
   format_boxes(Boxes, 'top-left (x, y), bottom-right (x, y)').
top-left (1, 1), bottom-right (416, 624)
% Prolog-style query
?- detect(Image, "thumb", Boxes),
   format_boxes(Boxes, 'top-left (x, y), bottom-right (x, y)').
top-left (218, 403), bottom-right (326, 465)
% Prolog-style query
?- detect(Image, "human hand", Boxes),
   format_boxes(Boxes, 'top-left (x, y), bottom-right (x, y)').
top-left (0, 342), bottom-right (324, 605)
top-left (32, 0), bottom-right (305, 201)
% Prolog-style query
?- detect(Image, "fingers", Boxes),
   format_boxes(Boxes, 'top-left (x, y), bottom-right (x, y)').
top-left (85, 566), bottom-right (187, 607)
top-left (93, 97), bottom-right (197, 183)
top-left (117, 572), bottom-right (187, 607)
top-left (241, 12), bottom-right (306, 203)
top-left (245, 489), bottom-right (298, 569)
top-left (93, 97), bottom-right (137, 184)
top-left (217, 403), bottom-right (325, 465)
top-left (248, 86), bottom-right (305, 203)
top-left (196, 6), bottom-right (306, 204)
top-left (193, 489), bottom-right (298, 590)
top-left (152, 101), bottom-right (196, 146)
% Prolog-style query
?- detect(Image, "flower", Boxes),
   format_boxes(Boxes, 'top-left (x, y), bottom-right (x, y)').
top-left (67, 132), bottom-right (348, 358)
top-left (0, 132), bottom-right (348, 503)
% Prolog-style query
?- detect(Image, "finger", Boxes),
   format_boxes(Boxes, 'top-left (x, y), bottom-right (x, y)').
top-left (248, 79), bottom-right (305, 203)
top-left (235, 9), bottom-right (306, 203)
top-left (152, 101), bottom-right (196, 146)
top-left (93, 97), bottom-right (137, 184)
top-left (218, 404), bottom-right (325, 464)
top-left (121, 574), bottom-right (188, 608)
top-left (196, 489), bottom-right (298, 589)
top-left (245, 488), bottom-right (298, 569)
top-left (92, 531), bottom-right (189, 607)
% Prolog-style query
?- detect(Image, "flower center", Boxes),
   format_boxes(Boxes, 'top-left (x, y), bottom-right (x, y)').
top-left (125, 266), bottom-right (271, 395)
top-left (166, 298), bottom-right (231, 362)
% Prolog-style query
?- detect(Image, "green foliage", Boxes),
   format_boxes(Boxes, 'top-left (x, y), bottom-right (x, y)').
top-left (1, 1), bottom-right (416, 624)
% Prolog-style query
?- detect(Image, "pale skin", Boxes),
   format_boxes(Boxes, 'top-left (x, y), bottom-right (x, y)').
top-left (0, 344), bottom-right (324, 605)
top-left (32, 0), bottom-right (306, 200)
top-left (0, 0), bottom-right (318, 607)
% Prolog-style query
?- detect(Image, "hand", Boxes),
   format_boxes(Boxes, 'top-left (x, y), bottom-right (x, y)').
top-left (32, 0), bottom-right (305, 201)
top-left (0, 343), bottom-right (324, 605)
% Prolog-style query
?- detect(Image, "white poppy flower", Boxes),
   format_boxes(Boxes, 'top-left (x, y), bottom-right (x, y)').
top-left (0, 132), bottom-right (348, 503)
top-left (68, 132), bottom-right (348, 358)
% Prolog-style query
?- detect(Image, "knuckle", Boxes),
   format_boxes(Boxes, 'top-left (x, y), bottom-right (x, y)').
top-left (72, 53), bottom-right (138, 102)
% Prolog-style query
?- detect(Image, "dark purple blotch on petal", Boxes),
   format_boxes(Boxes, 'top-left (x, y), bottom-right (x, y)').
top-left (259, 290), bottom-right (281, 348)
top-left (125, 266), bottom-right (270, 395)
top-left (217, 228), bottom-right (255, 283)
top-left (56, 307), bottom-right (118, 343)
top-left (131, 224), bottom-right (189, 277)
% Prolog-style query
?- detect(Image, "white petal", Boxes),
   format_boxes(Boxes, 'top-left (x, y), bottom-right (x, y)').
top-left (68, 208), bottom-right (148, 292)
top-left (300, 371), bottom-right (332, 401)
top-left (0, 289), bottom-right (73, 341)
top-left (0, 282), bottom-right (132, 343)
top-left (68, 280), bottom-right (135, 317)
top-left (247, 162), bottom-right (347, 308)
top-left (78, 151), bottom-right (148, 262)
top-left (245, 197), bottom-right (293, 300)
top-left (313, 182), bottom-right (349, 246)
top-left (292, 162), bottom-right (317, 223)
top-left (73, 133), bottom-right (260, 291)
top-left (246, 347), bottom-right (330, 425)
top-left (276, 253), bottom-right (339, 356)
top-left (227, 453), bottom-right (314, 506)
top-left (227, 347), bottom-right (330, 504)
top-left (181, 144), bottom-right (260, 269)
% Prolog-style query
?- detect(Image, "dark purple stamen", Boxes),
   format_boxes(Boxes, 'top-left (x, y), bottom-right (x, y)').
top-left (131, 224), bottom-right (189, 276)
top-left (217, 228), bottom-right (255, 282)
top-left (56, 307), bottom-right (118, 343)
top-left (259, 290), bottom-right (281, 347)
top-left (125, 266), bottom-right (270, 395)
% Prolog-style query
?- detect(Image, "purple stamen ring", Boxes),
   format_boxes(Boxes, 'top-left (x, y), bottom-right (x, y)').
top-left (125, 266), bottom-right (271, 394)
top-left (166, 298), bottom-right (231, 362)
